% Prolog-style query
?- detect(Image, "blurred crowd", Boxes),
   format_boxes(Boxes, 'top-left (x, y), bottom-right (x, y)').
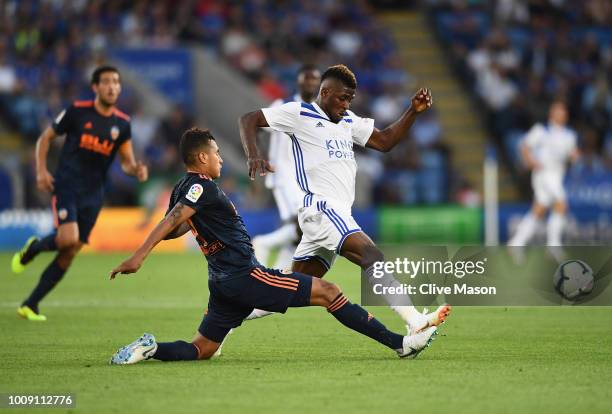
top-left (428, 0), bottom-right (612, 187)
top-left (0, 0), bottom-right (451, 210)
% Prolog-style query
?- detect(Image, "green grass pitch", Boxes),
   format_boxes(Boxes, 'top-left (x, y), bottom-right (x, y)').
top-left (1, 252), bottom-right (612, 413)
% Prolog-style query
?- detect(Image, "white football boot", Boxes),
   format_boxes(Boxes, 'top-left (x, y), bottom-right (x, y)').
top-left (110, 333), bottom-right (158, 365)
top-left (407, 304), bottom-right (452, 335)
top-left (397, 326), bottom-right (438, 359)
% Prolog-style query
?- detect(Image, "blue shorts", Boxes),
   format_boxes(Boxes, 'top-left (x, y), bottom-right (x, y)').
top-left (52, 189), bottom-right (103, 243)
top-left (199, 266), bottom-right (312, 343)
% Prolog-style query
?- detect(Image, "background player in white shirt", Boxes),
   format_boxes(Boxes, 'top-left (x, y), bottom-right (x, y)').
top-left (239, 64), bottom-right (450, 334)
top-left (509, 100), bottom-right (580, 248)
top-left (252, 65), bottom-right (321, 270)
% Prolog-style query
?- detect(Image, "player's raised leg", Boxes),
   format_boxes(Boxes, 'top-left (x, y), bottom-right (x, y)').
top-left (111, 269), bottom-right (436, 364)
top-left (338, 231), bottom-right (451, 333)
top-left (18, 222), bottom-right (82, 321)
top-left (307, 276), bottom-right (437, 358)
top-left (11, 236), bottom-right (46, 274)
top-left (12, 200), bottom-right (63, 275)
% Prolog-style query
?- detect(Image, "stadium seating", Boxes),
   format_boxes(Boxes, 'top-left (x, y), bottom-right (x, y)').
top-left (427, 0), bottom-right (612, 188)
top-left (0, 0), bottom-right (451, 209)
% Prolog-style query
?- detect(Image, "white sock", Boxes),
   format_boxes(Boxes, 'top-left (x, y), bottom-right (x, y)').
top-left (256, 223), bottom-right (298, 247)
top-left (547, 212), bottom-right (565, 246)
top-left (274, 245), bottom-right (296, 270)
top-left (253, 223), bottom-right (298, 264)
top-left (364, 264), bottom-right (420, 324)
top-left (245, 309), bottom-right (274, 321)
top-left (509, 213), bottom-right (540, 246)
top-left (391, 305), bottom-right (421, 325)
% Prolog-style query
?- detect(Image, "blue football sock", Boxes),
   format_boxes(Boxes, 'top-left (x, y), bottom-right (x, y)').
top-left (22, 233), bottom-right (57, 264)
top-left (327, 294), bottom-right (404, 351)
top-left (153, 341), bottom-right (199, 361)
top-left (22, 257), bottom-right (65, 313)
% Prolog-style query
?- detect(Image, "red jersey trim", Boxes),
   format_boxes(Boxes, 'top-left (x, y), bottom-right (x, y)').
top-left (73, 100), bottom-right (94, 108)
top-left (113, 108), bottom-right (131, 121)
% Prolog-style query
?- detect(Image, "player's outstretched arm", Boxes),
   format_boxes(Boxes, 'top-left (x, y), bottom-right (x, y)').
top-left (110, 202), bottom-right (195, 279)
top-left (35, 127), bottom-right (58, 192)
top-left (118, 140), bottom-right (148, 182)
top-left (164, 222), bottom-right (191, 240)
top-left (365, 88), bottom-right (432, 153)
top-left (238, 110), bottom-right (274, 180)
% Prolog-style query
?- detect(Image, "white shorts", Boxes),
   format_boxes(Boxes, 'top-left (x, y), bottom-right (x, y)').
top-left (532, 172), bottom-right (566, 207)
top-left (272, 183), bottom-right (303, 221)
top-left (293, 198), bottom-right (362, 271)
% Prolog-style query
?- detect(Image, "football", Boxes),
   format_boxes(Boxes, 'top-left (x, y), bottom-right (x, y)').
top-left (553, 260), bottom-right (595, 300)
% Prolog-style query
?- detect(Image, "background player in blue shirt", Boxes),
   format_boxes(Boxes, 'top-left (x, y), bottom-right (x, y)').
top-left (108, 127), bottom-right (437, 364)
top-left (11, 65), bottom-right (148, 321)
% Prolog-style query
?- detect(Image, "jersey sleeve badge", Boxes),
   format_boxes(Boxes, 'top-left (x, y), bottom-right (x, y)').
top-left (186, 183), bottom-right (204, 203)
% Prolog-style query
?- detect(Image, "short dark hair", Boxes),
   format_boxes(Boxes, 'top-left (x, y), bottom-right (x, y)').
top-left (298, 63), bottom-right (320, 76)
top-left (550, 97), bottom-right (568, 108)
top-left (321, 64), bottom-right (357, 89)
top-left (91, 65), bottom-right (120, 85)
top-left (180, 127), bottom-right (216, 165)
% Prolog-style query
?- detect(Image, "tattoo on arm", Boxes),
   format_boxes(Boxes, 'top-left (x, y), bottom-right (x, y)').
top-left (168, 203), bottom-right (185, 227)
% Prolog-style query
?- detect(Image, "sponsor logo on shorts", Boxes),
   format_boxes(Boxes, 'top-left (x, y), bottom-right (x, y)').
top-left (186, 184), bottom-right (204, 203)
top-left (58, 208), bottom-right (68, 220)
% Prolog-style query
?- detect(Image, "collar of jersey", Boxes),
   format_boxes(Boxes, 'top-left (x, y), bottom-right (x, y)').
top-left (187, 170), bottom-right (211, 180)
top-left (546, 122), bottom-right (567, 132)
top-left (309, 102), bottom-right (331, 121)
top-left (301, 101), bottom-right (351, 124)
top-left (312, 102), bottom-right (352, 124)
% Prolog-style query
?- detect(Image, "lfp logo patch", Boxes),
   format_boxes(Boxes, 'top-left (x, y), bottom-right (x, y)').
top-left (186, 184), bottom-right (204, 203)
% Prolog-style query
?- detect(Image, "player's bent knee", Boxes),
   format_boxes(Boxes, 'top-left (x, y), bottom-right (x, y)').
top-left (192, 336), bottom-right (220, 360)
top-left (532, 204), bottom-right (547, 217)
top-left (197, 350), bottom-right (215, 360)
top-left (56, 236), bottom-right (80, 251)
top-left (553, 201), bottom-right (567, 214)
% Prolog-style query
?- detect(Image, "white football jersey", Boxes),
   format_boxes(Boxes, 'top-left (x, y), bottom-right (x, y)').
top-left (523, 123), bottom-right (577, 176)
top-left (265, 94), bottom-right (300, 190)
top-left (261, 101), bottom-right (374, 208)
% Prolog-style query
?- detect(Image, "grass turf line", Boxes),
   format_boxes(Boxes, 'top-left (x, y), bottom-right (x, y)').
top-left (1, 252), bottom-right (611, 414)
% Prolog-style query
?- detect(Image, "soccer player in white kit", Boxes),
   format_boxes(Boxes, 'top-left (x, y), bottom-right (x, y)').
top-left (509, 100), bottom-right (580, 248)
top-left (252, 65), bottom-right (321, 269)
top-left (240, 64), bottom-right (450, 334)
